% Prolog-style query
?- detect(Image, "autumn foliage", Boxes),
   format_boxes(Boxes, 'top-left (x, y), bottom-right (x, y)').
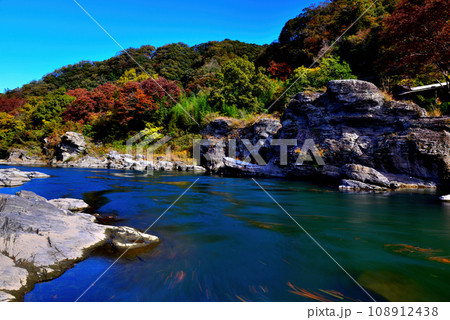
top-left (381, 0), bottom-right (450, 84)
top-left (267, 61), bottom-right (292, 81)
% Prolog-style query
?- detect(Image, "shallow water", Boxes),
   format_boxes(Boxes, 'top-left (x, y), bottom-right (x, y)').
top-left (2, 165), bottom-right (450, 302)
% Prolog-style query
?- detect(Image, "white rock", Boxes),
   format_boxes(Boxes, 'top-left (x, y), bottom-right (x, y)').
top-left (48, 198), bottom-right (90, 211)
top-left (0, 254), bottom-right (29, 291)
top-left (440, 195), bottom-right (450, 201)
top-left (0, 168), bottom-right (49, 187)
top-left (0, 291), bottom-right (16, 302)
top-left (110, 226), bottom-right (159, 250)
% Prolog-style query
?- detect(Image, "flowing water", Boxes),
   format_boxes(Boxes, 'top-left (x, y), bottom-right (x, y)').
top-left (2, 165), bottom-right (450, 302)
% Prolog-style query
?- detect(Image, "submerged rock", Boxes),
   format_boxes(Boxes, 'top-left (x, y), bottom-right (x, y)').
top-left (341, 164), bottom-right (390, 188)
top-left (0, 192), bottom-right (159, 301)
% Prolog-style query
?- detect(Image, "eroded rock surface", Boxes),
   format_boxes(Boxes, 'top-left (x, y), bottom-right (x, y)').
top-left (55, 150), bottom-right (205, 173)
top-left (0, 168), bottom-right (50, 187)
top-left (56, 132), bottom-right (87, 161)
top-left (200, 80), bottom-right (450, 191)
top-left (48, 198), bottom-right (90, 211)
top-left (0, 192), bottom-right (159, 301)
top-left (5, 149), bottom-right (46, 166)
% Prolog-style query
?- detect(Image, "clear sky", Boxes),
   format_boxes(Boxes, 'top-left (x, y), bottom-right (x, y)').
top-left (0, 0), bottom-right (316, 92)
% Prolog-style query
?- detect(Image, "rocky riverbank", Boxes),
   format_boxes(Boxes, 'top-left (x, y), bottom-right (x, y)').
top-left (1, 132), bottom-right (205, 173)
top-left (51, 151), bottom-right (206, 173)
top-left (2, 80), bottom-right (449, 192)
top-left (199, 80), bottom-right (450, 191)
top-left (0, 170), bottom-right (160, 301)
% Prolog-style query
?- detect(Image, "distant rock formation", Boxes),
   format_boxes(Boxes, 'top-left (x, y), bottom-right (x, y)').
top-left (200, 80), bottom-right (450, 191)
top-left (0, 168), bottom-right (50, 187)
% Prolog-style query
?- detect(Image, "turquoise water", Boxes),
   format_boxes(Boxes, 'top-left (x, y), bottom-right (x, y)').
top-left (2, 165), bottom-right (450, 302)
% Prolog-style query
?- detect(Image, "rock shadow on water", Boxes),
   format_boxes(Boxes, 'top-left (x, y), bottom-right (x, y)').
top-left (82, 187), bottom-right (133, 214)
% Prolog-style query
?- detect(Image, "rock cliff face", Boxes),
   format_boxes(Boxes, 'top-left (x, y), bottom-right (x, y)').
top-left (200, 80), bottom-right (450, 190)
top-left (0, 191), bottom-right (159, 301)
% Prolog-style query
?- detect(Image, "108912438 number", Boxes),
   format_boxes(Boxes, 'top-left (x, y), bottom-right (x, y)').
top-left (368, 306), bottom-right (438, 317)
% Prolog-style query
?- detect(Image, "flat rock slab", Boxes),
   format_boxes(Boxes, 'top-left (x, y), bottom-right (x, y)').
top-left (48, 198), bottom-right (90, 211)
top-left (339, 179), bottom-right (389, 192)
top-left (0, 168), bottom-right (50, 187)
top-left (0, 254), bottom-right (29, 292)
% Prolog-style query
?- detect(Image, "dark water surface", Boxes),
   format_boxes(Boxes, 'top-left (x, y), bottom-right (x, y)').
top-left (2, 165), bottom-right (450, 302)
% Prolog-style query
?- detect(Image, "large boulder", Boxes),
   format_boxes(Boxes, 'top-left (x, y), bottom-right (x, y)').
top-left (7, 149), bottom-right (29, 162)
top-left (326, 79), bottom-right (385, 112)
top-left (56, 132), bottom-right (87, 161)
top-left (4, 149), bottom-right (46, 165)
top-left (341, 164), bottom-right (390, 187)
top-left (0, 168), bottom-right (50, 187)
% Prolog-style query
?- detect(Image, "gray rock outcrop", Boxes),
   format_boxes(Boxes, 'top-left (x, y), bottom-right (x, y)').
top-left (5, 149), bottom-right (46, 166)
top-left (56, 132), bottom-right (87, 161)
top-left (0, 168), bottom-right (50, 187)
top-left (0, 192), bottom-right (159, 301)
top-left (56, 150), bottom-right (206, 173)
top-left (200, 118), bottom-right (282, 172)
top-left (200, 80), bottom-right (450, 190)
top-left (48, 198), bottom-right (89, 211)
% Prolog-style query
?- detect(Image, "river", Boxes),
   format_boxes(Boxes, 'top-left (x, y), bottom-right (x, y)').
top-left (1, 165), bottom-right (450, 302)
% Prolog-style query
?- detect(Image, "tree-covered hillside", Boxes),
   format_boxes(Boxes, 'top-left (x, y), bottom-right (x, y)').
top-left (0, 0), bottom-right (448, 157)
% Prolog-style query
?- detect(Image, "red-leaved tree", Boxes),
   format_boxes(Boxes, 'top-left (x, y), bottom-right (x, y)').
top-left (0, 95), bottom-right (26, 115)
top-left (267, 61), bottom-right (292, 81)
top-left (381, 0), bottom-right (450, 86)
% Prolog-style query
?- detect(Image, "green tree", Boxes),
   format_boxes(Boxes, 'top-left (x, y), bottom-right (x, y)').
top-left (280, 56), bottom-right (355, 108)
top-left (28, 88), bottom-right (75, 128)
top-left (151, 43), bottom-right (199, 83)
top-left (209, 57), bottom-right (275, 113)
top-left (0, 112), bottom-right (25, 156)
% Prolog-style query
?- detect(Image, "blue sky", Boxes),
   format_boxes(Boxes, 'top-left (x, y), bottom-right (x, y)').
top-left (0, 0), bottom-right (316, 92)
